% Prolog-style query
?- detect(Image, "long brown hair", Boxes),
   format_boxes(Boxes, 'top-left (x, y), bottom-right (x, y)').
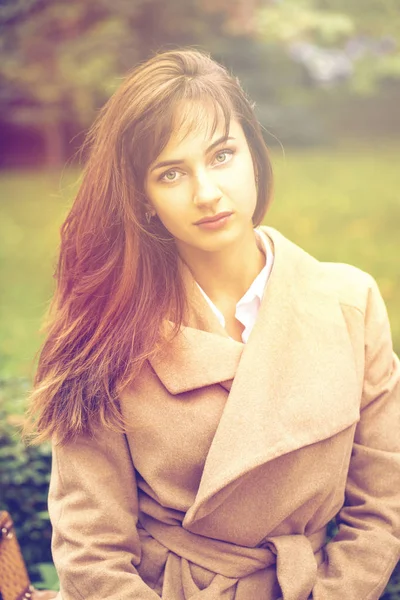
top-left (25, 47), bottom-right (274, 444)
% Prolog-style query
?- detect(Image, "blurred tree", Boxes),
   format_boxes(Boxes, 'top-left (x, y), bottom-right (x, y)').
top-left (254, 0), bottom-right (400, 94)
top-left (0, 0), bottom-right (140, 166)
top-left (256, 0), bottom-right (354, 44)
top-left (255, 0), bottom-right (400, 43)
top-left (1, 0), bottom-right (400, 165)
top-left (0, 0), bottom-right (239, 166)
top-left (315, 0), bottom-right (400, 38)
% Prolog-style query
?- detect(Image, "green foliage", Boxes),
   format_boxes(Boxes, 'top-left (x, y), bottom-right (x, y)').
top-left (34, 563), bottom-right (59, 591)
top-left (256, 1), bottom-right (354, 45)
top-left (255, 0), bottom-right (400, 95)
top-left (0, 377), bottom-right (55, 586)
top-left (315, 0), bottom-right (400, 39)
top-left (256, 0), bottom-right (400, 43)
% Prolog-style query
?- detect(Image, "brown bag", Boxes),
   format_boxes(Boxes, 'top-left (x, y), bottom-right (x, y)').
top-left (0, 511), bottom-right (58, 600)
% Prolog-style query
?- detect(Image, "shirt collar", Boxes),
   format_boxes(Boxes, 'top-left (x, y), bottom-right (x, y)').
top-left (237, 228), bottom-right (272, 308)
top-left (195, 228), bottom-right (274, 325)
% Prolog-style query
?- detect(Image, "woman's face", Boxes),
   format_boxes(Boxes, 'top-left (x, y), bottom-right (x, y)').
top-left (144, 106), bottom-right (258, 256)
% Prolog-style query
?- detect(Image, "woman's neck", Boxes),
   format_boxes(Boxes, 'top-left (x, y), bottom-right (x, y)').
top-left (178, 227), bottom-right (266, 306)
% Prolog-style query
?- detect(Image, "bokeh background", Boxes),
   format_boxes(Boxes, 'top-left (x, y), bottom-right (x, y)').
top-left (1, 0), bottom-right (399, 595)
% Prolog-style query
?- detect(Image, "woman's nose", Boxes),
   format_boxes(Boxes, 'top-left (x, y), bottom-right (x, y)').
top-left (193, 171), bottom-right (222, 206)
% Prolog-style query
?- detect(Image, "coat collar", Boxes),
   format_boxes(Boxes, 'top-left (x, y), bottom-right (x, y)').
top-left (149, 250), bottom-right (244, 394)
top-left (149, 227), bottom-right (360, 525)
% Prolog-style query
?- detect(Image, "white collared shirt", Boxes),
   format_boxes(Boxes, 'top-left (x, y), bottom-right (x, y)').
top-left (196, 229), bottom-right (274, 343)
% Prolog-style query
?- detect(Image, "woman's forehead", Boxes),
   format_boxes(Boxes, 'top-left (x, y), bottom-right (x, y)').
top-left (155, 101), bottom-right (240, 158)
top-left (170, 100), bottom-right (231, 145)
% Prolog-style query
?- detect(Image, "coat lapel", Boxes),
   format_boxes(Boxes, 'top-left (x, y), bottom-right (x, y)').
top-left (183, 227), bottom-right (360, 526)
top-left (149, 259), bottom-right (244, 394)
top-left (149, 325), bottom-right (243, 394)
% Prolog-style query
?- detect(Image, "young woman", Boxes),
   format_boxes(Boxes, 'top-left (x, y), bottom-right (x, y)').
top-left (27, 48), bottom-right (400, 600)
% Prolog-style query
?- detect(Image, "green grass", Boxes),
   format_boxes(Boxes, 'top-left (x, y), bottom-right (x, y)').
top-left (0, 141), bottom-right (399, 378)
top-left (0, 169), bottom-right (80, 378)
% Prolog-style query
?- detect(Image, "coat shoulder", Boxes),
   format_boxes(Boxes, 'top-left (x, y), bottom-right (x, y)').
top-left (261, 226), bottom-right (377, 317)
top-left (318, 261), bottom-right (376, 316)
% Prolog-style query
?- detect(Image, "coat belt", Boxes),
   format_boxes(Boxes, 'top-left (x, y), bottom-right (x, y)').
top-left (139, 513), bottom-right (326, 600)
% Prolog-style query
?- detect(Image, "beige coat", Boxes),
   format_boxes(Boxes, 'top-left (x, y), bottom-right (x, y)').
top-left (49, 226), bottom-right (400, 600)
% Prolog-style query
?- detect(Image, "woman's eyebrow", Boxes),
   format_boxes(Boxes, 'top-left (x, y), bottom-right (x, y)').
top-left (150, 135), bottom-right (235, 172)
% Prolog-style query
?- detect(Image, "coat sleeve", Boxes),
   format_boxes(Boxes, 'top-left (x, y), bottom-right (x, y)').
top-left (48, 424), bottom-right (160, 600)
top-left (312, 277), bottom-right (400, 600)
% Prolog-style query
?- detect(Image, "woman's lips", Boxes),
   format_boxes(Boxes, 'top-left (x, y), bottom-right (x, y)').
top-left (194, 212), bottom-right (233, 230)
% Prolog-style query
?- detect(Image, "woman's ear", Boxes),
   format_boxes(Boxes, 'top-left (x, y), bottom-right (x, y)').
top-left (144, 205), bottom-right (157, 224)
top-left (144, 201), bottom-right (156, 217)
top-left (148, 207), bottom-right (157, 217)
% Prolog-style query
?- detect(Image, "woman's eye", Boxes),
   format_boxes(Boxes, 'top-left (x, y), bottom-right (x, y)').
top-left (213, 149), bottom-right (234, 165)
top-left (160, 170), bottom-right (180, 182)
